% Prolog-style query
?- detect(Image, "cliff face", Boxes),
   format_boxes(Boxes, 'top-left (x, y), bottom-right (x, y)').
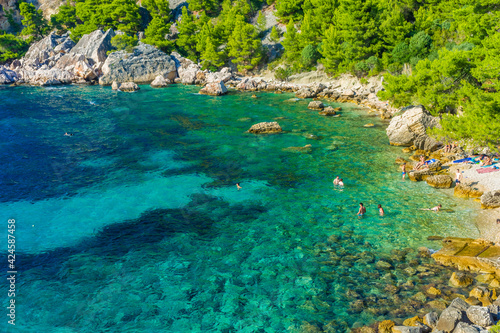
top-left (0, 0), bottom-right (65, 32)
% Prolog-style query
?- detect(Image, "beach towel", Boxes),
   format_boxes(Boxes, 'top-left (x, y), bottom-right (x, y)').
top-left (476, 167), bottom-right (500, 174)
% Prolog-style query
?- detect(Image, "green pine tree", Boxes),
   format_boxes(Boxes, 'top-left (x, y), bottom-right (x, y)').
top-left (282, 19), bottom-right (301, 61)
top-left (256, 10), bottom-right (267, 34)
top-left (200, 36), bottom-right (225, 70)
top-left (227, 20), bottom-right (262, 72)
top-left (50, 2), bottom-right (77, 32)
top-left (142, 0), bottom-right (173, 52)
top-left (20, 2), bottom-right (50, 41)
top-left (269, 26), bottom-right (280, 43)
top-left (176, 7), bottom-right (199, 59)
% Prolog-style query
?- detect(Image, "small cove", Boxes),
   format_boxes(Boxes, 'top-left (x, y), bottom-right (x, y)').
top-left (0, 84), bottom-right (481, 332)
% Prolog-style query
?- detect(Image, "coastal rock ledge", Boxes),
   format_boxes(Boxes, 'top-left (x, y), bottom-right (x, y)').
top-left (248, 122), bottom-right (282, 134)
top-left (432, 237), bottom-right (500, 276)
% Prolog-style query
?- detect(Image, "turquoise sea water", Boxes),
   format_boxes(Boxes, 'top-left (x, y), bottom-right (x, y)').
top-left (0, 84), bottom-right (479, 332)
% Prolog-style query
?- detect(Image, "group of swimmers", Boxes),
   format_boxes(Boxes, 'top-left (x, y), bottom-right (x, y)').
top-left (356, 202), bottom-right (385, 216)
top-left (333, 176), bottom-right (344, 187)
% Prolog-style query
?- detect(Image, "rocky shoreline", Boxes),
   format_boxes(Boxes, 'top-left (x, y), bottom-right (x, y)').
top-left (3, 28), bottom-right (500, 333)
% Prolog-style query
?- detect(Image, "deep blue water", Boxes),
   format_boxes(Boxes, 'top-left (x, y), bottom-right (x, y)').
top-left (0, 84), bottom-right (479, 332)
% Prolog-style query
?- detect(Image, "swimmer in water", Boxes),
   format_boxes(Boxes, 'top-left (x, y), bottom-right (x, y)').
top-left (357, 203), bottom-right (366, 216)
top-left (236, 183), bottom-right (242, 190)
top-left (378, 204), bottom-right (385, 216)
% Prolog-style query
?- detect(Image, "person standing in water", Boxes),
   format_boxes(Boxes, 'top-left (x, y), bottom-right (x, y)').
top-left (357, 203), bottom-right (366, 216)
top-left (338, 178), bottom-right (344, 187)
top-left (401, 163), bottom-right (407, 180)
top-left (236, 183), bottom-right (242, 190)
top-left (378, 204), bottom-right (385, 216)
top-left (333, 176), bottom-right (340, 185)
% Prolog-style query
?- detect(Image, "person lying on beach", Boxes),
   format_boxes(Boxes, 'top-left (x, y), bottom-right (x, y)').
top-left (357, 203), bottom-right (366, 216)
top-left (444, 144), bottom-right (451, 153)
top-left (480, 156), bottom-right (492, 166)
top-left (415, 155), bottom-right (426, 169)
top-left (421, 204), bottom-right (442, 212)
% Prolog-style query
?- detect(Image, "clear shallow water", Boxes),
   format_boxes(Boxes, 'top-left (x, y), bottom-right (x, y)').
top-left (0, 84), bottom-right (479, 332)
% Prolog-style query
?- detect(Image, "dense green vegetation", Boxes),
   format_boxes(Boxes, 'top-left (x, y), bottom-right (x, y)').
top-left (1, 0), bottom-right (500, 145)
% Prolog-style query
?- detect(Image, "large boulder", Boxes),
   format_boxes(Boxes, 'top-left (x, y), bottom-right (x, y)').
top-left (70, 29), bottom-right (115, 65)
top-left (414, 134), bottom-right (440, 152)
top-left (0, 66), bottom-right (19, 84)
top-left (150, 75), bottom-right (169, 88)
top-left (199, 81), bottom-right (228, 96)
top-left (308, 101), bottom-right (324, 110)
top-left (449, 272), bottom-right (473, 288)
top-left (171, 54), bottom-right (200, 85)
top-left (409, 169), bottom-right (434, 181)
top-left (21, 33), bottom-right (63, 69)
top-left (436, 306), bottom-right (464, 332)
top-left (481, 190), bottom-right (500, 209)
top-left (118, 82), bottom-right (140, 92)
top-left (466, 306), bottom-right (494, 327)
top-left (55, 53), bottom-right (97, 80)
top-left (205, 68), bottom-right (232, 83)
top-left (248, 122), bottom-right (282, 134)
top-left (426, 175), bottom-right (453, 188)
top-left (453, 322), bottom-right (481, 333)
top-left (99, 43), bottom-right (177, 85)
top-left (386, 105), bottom-right (440, 146)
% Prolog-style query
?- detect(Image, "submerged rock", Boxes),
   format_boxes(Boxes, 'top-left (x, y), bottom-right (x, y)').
top-left (449, 272), bottom-right (474, 288)
top-left (308, 101), bottom-right (324, 110)
top-left (319, 106), bottom-right (337, 116)
top-left (248, 122), bottom-right (282, 134)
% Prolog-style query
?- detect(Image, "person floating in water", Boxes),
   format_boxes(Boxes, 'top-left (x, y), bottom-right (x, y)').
top-left (401, 163), bottom-right (406, 180)
top-left (64, 132), bottom-right (73, 137)
top-left (421, 204), bottom-right (442, 212)
top-left (378, 204), bottom-right (385, 216)
top-left (333, 176), bottom-right (340, 185)
top-left (357, 203), bottom-right (366, 216)
top-left (236, 183), bottom-right (242, 190)
top-left (338, 178), bottom-right (344, 187)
